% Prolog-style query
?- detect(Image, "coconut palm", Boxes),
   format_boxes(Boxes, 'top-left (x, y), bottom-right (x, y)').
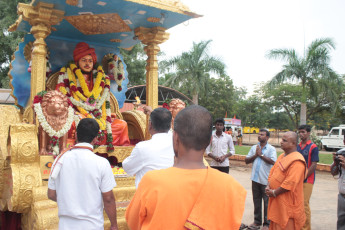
top-left (161, 40), bottom-right (225, 105)
top-left (267, 38), bottom-right (342, 125)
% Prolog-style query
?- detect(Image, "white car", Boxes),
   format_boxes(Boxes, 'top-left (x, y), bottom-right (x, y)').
top-left (320, 125), bottom-right (345, 151)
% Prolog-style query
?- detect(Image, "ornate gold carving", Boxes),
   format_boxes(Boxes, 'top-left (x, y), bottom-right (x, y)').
top-left (66, 0), bottom-right (79, 6)
top-left (9, 124), bottom-right (39, 164)
top-left (122, 110), bottom-right (146, 141)
top-left (115, 176), bottom-right (135, 187)
top-left (21, 186), bottom-right (59, 229)
top-left (17, 2), bottom-right (64, 107)
top-left (5, 124), bottom-right (42, 213)
top-left (8, 16), bottom-right (23, 32)
top-left (0, 159), bottom-right (11, 211)
top-left (0, 159), bottom-right (5, 208)
top-left (65, 13), bottom-right (131, 35)
top-left (0, 105), bottom-right (21, 158)
top-left (45, 71), bottom-right (59, 91)
top-left (135, 27), bottom-right (169, 139)
top-left (125, 0), bottom-right (201, 18)
top-left (134, 27), bottom-right (169, 110)
top-left (24, 42), bottom-right (50, 63)
top-left (8, 164), bottom-right (42, 213)
top-left (32, 186), bottom-right (50, 203)
top-left (24, 41), bottom-right (34, 62)
top-left (110, 90), bottom-right (124, 120)
top-left (110, 39), bottom-right (122, 43)
top-left (23, 105), bottom-right (34, 124)
top-left (113, 186), bottom-right (136, 202)
top-left (95, 146), bottom-right (134, 162)
top-left (147, 17), bottom-right (160, 23)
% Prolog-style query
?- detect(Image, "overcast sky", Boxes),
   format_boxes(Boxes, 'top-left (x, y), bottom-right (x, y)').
top-left (160, 0), bottom-right (345, 94)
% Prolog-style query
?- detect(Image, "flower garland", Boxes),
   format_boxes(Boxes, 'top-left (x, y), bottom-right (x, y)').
top-left (107, 55), bottom-right (125, 92)
top-left (57, 63), bottom-right (114, 151)
top-left (33, 91), bottom-right (74, 156)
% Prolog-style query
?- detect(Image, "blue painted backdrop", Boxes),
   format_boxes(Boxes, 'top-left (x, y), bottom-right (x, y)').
top-left (10, 34), bottom-right (129, 108)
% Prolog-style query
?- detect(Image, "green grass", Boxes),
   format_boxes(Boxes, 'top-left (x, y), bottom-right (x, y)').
top-left (234, 145), bottom-right (332, 165)
top-left (234, 145), bottom-right (252, 155)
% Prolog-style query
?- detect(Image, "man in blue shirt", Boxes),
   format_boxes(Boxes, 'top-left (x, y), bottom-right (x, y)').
top-left (245, 129), bottom-right (277, 230)
top-left (297, 124), bottom-right (319, 230)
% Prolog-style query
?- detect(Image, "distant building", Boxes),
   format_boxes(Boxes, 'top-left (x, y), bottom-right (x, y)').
top-left (0, 89), bottom-right (15, 105)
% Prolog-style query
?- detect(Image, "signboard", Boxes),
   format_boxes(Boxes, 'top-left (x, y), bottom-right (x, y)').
top-left (224, 118), bottom-right (241, 126)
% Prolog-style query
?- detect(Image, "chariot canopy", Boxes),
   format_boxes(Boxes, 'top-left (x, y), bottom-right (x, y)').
top-left (8, 0), bottom-right (201, 109)
top-left (1, 2), bottom-right (201, 228)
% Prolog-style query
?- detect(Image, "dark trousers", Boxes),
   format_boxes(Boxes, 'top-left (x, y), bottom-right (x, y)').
top-left (338, 193), bottom-right (345, 230)
top-left (211, 166), bottom-right (229, 174)
top-left (252, 181), bottom-right (269, 226)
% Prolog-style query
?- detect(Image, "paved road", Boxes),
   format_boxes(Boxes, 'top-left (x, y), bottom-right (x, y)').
top-left (229, 163), bottom-right (338, 230)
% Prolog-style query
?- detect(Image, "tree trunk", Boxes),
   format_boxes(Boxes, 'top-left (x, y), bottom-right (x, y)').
top-left (300, 103), bottom-right (307, 125)
top-left (192, 94), bottom-right (198, 105)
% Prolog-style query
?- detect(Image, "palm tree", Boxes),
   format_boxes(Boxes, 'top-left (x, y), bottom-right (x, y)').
top-left (161, 40), bottom-right (225, 105)
top-left (267, 38), bottom-right (342, 125)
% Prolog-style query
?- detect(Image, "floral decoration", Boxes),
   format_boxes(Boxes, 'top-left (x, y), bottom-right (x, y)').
top-left (107, 55), bottom-right (125, 92)
top-left (33, 91), bottom-right (75, 156)
top-left (57, 63), bottom-right (114, 151)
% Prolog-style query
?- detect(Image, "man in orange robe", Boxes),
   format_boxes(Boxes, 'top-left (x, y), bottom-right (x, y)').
top-left (126, 105), bottom-right (247, 230)
top-left (57, 42), bottom-right (130, 146)
top-left (265, 131), bottom-right (307, 230)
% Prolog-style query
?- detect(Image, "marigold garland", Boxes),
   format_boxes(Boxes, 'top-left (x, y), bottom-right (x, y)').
top-left (57, 62), bottom-right (114, 151)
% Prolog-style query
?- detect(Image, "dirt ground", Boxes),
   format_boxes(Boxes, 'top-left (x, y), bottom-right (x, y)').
top-left (229, 163), bottom-right (338, 230)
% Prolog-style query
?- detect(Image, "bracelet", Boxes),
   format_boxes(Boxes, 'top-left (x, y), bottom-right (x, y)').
top-left (272, 189), bottom-right (276, 197)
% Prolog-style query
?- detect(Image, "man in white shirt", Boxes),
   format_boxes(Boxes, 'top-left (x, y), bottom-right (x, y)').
top-left (123, 107), bottom-right (174, 188)
top-left (48, 118), bottom-right (118, 230)
top-left (206, 118), bottom-right (235, 173)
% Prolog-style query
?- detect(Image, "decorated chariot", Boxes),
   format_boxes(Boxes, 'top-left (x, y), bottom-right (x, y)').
top-left (0, 0), bottom-right (199, 229)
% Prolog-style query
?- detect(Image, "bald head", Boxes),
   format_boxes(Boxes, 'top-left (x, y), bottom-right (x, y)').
top-left (286, 131), bottom-right (298, 144)
top-left (281, 131), bottom-right (298, 154)
top-left (174, 105), bottom-right (212, 151)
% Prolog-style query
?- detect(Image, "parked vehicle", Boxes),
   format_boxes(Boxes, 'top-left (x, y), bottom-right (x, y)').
top-left (320, 125), bottom-right (345, 151)
top-left (243, 127), bottom-right (260, 134)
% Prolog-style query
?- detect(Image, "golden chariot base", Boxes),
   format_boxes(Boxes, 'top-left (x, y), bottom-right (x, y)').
top-left (0, 105), bottom-right (138, 230)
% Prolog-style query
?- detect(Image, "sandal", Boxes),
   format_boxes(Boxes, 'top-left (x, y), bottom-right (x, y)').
top-left (239, 223), bottom-right (248, 230)
top-left (247, 223), bottom-right (261, 230)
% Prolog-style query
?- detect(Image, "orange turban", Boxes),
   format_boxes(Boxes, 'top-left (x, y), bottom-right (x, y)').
top-left (73, 42), bottom-right (97, 64)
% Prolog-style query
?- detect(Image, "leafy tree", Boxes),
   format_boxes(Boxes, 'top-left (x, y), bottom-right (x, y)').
top-left (266, 38), bottom-right (342, 125)
top-left (262, 83), bottom-right (302, 129)
top-left (234, 95), bottom-right (272, 129)
top-left (161, 40), bottom-right (225, 104)
top-left (262, 78), bottom-right (344, 129)
top-left (120, 43), bottom-right (147, 86)
top-left (268, 112), bottom-right (294, 131)
top-left (198, 75), bottom-right (235, 119)
top-left (0, 0), bottom-right (31, 88)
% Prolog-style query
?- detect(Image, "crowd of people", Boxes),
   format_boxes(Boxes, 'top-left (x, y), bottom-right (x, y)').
top-left (47, 103), bottom-right (345, 230)
top-left (45, 43), bottom-right (342, 230)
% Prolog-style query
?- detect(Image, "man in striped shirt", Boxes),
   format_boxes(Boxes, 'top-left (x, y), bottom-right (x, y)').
top-left (297, 124), bottom-right (319, 230)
